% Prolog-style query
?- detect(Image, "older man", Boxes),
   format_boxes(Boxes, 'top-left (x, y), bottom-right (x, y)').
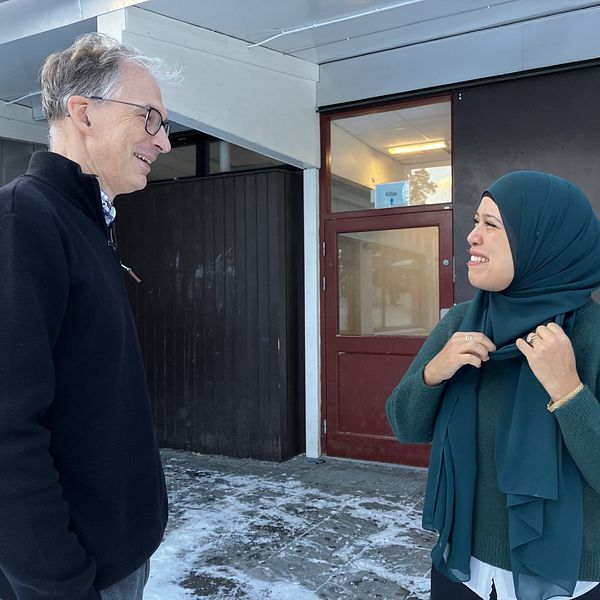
top-left (0, 34), bottom-right (172, 599)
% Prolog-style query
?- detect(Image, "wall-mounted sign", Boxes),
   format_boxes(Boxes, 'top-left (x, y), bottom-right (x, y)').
top-left (374, 181), bottom-right (410, 208)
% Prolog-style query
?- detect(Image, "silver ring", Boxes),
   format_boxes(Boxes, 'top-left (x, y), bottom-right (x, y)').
top-left (526, 332), bottom-right (538, 345)
top-left (465, 334), bottom-right (473, 342)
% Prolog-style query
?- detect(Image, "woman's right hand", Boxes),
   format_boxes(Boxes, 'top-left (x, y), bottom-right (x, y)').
top-left (423, 332), bottom-right (496, 386)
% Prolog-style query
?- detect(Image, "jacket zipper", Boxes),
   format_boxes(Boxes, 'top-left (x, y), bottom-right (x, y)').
top-left (107, 223), bottom-right (142, 284)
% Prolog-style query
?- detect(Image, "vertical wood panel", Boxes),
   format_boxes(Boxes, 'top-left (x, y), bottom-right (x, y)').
top-left (203, 178), bottom-right (217, 452)
top-left (268, 172), bottom-right (285, 459)
top-left (119, 168), bottom-right (303, 460)
top-left (213, 177), bottom-right (226, 453)
top-left (256, 173), bottom-right (273, 458)
top-left (154, 185), bottom-right (168, 443)
top-left (148, 188), bottom-right (162, 439)
top-left (284, 173), bottom-right (306, 457)
top-left (190, 181), bottom-right (204, 451)
top-left (163, 185), bottom-right (176, 445)
top-left (234, 175), bottom-right (249, 455)
top-left (245, 174), bottom-right (260, 456)
top-left (222, 175), bottom-right (236, 456)
top-left (181, 182), bottom-right (195, 448)
top-left (173, 180), bottom-right (185, 445)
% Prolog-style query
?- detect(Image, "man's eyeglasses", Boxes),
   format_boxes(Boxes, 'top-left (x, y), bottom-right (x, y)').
top-left (88, 96), bottom-right (171, 136)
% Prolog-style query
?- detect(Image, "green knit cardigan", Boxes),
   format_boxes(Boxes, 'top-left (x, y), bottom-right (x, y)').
top-left (386, 300), bottom-right (600, 580)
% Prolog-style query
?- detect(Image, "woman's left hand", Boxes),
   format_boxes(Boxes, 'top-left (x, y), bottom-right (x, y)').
top-left (515, 323), bottom-right (582, 401)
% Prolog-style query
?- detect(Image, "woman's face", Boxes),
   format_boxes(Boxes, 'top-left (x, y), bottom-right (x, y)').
top-left (467, 195), bottom-right (515, 291)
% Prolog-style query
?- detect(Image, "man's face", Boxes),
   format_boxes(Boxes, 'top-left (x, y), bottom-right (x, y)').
top-left (87, 62), bottom-right (171, 198)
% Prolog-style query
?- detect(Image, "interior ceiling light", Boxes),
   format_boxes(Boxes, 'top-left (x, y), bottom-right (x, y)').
top-left (247, 0), bottom-right (425, 48)
top-left (388, 140), bottom-right (447, 155)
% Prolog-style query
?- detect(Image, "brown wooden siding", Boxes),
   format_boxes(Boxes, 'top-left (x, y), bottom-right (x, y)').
top-left (115, 168), bottom-right (304, 461)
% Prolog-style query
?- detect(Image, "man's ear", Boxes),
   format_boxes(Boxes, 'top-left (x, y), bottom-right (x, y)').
top-left (66, 95), bottom-right (94, 135)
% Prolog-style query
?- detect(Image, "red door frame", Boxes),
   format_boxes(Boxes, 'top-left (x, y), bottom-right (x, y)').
top-left (319, 94), bottom-right (454, 466)
top-left (321, 209), bottom-right (453, 465)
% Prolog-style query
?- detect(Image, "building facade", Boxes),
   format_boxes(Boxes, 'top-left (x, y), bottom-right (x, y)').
top-left (2, 1), bottom-right (600, 464)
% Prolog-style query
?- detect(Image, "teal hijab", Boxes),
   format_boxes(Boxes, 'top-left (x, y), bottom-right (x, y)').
top-left (423, 171), bottom-right (600, 600)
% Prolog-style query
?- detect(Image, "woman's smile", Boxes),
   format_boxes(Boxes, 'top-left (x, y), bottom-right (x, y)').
top-left (468, 250), bottom-right (489, 266)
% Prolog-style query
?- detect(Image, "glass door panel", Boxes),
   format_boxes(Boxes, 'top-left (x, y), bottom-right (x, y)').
top-left (338, 227), bottom-right (439, 336)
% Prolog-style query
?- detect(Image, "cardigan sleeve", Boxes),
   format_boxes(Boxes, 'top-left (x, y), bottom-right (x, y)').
top-left (0, 208), bottom-right (101, 600)
top-left (554, 389), bottom-right (600, 494)
top-left (386, 303), bottom-right (468, 444)
top-left (552, 303), bottom-right (600, 494)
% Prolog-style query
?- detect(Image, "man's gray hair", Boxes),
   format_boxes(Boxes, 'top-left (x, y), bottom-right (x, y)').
top-left (41, 32), bottom-right (176, 124)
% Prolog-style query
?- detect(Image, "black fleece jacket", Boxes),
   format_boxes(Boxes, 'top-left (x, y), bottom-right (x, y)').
top-left (0, 152), bottom-right (168, 599)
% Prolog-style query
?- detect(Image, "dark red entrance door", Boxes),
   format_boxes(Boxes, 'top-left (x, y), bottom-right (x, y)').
top-left (322, 208), bottom-right (453, 466)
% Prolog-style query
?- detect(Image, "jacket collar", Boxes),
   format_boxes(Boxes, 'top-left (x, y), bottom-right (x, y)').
top-left (26, 151), bottom-right (105, 227)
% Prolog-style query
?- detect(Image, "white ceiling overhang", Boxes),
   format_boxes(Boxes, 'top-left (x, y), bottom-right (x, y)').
top-left (98, 8), bottom-right (320, 168)
top-left (3, 0), bottom-right (600, 156)
top-left (0, 0), bottom-right (146, 45)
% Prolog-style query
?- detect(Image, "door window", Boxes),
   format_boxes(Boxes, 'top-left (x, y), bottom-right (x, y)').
top-left (338, 227), bottom-right (439, 336)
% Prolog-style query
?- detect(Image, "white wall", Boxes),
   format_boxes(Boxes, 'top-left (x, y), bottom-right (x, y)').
top-left (303, 168), bottom-right (321, 459)
top-left (98, 7), bottom-right (320, 169)
top-left (318, 4), bottom-right (600, 107)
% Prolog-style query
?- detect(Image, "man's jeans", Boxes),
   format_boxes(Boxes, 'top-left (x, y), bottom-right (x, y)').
top-left (99, 561), bottom-right (150, 600)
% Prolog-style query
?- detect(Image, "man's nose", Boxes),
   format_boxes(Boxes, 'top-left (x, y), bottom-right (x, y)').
top-left (154, 126), bottom-right (171, 153)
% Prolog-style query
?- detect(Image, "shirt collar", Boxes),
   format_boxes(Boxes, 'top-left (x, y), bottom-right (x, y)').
top-left (100, 187), bottom-right (116, 226)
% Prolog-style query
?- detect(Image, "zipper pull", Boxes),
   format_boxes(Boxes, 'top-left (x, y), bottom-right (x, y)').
top-left (121, 262), bottom-right (142, 284)
top-left (107, 223), bottom-right (118, 250)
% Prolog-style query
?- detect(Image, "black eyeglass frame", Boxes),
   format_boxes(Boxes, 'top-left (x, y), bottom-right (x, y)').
top-left (88, 96), bottom-right (171, 136)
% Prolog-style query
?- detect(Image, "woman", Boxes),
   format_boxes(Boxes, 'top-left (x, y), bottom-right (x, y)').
top-left (386, 171), bottom-right (600, 600)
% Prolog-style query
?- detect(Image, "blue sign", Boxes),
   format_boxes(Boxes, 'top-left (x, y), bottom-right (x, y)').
top-left (375, 181), bottom-right (410, 208)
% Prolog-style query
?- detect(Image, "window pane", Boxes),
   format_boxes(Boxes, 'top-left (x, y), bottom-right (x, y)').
top-left (338, 227), bottom-right (439, 336)
top-left (148, 145), bottom-right (196, 181)
top-left (209, 141), bottom-right (283, 174)
top-left (330, 100), bottom-right (452, 212)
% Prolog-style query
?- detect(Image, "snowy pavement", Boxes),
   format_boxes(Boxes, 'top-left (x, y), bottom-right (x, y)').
top-left (145, 449), bottom-right (435, 599)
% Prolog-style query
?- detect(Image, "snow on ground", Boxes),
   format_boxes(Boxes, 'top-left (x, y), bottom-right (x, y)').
top-left (145, 451), bottom-right (434, 599)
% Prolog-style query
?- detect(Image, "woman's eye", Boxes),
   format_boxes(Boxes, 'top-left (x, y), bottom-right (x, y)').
top-left (472, 218), bottom-right (498, 229)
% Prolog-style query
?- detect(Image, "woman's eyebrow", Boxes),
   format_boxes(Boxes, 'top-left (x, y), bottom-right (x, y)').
top-left (477, 212), bottom-right (503, 224)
